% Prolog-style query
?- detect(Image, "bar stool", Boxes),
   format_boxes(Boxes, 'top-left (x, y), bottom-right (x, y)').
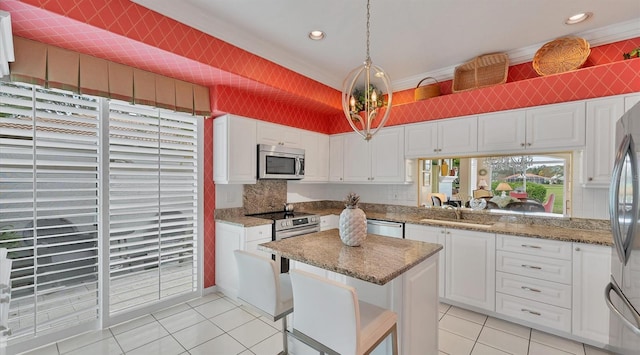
top-left (290, 269), bottom-right (398, 355)
top-left (234, 250), bottom-right (293, 355)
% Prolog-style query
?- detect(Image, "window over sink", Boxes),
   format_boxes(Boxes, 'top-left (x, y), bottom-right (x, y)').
top-left (418, 153), bottom-right (571, 216)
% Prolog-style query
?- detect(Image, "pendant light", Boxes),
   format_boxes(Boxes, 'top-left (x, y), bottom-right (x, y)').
top-left (341, 0), bottom-right (392, 141)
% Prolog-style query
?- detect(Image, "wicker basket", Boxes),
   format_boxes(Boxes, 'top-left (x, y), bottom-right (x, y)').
top-left (533, 37), bottom-right (590, 76)
top-left (414, 77), bottom-right (440, 101)
top-left (452, 53), bottom-right (509, 93)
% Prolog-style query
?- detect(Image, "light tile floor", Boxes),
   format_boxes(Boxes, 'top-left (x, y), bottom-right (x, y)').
top-left (17, 294), bottom-right (616, 355)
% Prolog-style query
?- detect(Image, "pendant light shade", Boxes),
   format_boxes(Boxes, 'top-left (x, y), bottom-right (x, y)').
top-left (341, 0), bottom-right (392, 141)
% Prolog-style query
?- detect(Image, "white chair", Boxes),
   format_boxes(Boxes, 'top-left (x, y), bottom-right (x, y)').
top-left (234, 250), bottom-right (293, 355)
top-left (290, 269), bottom-right (398, 355)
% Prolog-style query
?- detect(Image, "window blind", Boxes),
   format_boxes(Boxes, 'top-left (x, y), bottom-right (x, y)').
top-left (0, 81), bottom-right (100, 339)
top-left (108, 101), bottom-right (197, 314)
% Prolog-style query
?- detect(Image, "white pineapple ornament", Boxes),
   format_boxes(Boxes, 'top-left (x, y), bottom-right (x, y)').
top-left (339, 192), bottom-right (367, 246)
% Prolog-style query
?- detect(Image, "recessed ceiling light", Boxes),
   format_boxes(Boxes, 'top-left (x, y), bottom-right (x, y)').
top-left (308, 30), bottom-right (325, 40)
top-left (565, 12), bottom-right (593, 25)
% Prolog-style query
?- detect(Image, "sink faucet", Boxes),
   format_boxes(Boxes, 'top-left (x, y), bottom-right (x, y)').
top-left (443, 205), bottom-right (462, 220)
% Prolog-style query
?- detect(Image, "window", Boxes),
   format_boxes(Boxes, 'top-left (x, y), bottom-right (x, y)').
top-left (108, 101), bottom-right (198, 314)
top-left (0, 82), bottom-right (100, 339)
top-left (0, 82), bottom-right (200, 346)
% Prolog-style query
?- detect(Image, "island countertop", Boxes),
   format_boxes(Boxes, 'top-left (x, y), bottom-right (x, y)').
top-left (258, 229), bottom-right (443, 285)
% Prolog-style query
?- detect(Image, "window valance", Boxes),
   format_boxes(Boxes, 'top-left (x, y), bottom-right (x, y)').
top-left (8, 36), bottom-right (211, 116)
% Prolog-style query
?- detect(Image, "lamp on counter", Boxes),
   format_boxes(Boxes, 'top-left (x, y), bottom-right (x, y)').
top-left (341, 0), bottom-right (392, 141)
top-left (495, 182), bottom-right (513, 197)
top-left (478, 179), bottom-right (489, 190)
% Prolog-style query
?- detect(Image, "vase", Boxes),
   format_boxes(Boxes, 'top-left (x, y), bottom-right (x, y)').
top-left (339, 205), bottom-right (367, 246)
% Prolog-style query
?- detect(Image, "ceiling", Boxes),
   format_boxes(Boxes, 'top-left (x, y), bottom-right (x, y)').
top-left (134, 0), bottom-right (639, 92)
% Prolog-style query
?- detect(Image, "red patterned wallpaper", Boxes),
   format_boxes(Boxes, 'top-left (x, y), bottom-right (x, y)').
top-left (203, 118), bottom-right (215, 288)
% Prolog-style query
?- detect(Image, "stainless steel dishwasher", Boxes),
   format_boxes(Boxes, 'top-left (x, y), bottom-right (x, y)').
top-left (366, 219), bottom-right (404, 239)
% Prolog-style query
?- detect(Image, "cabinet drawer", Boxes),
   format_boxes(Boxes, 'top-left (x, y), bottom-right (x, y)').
top-left (496, 271), bottom-right (571, 308)
top-left (245, 224), bottom-right (272, 242)
top-left (497, 251), bottom-right (572, 284)
top-left (245, 238), bottom-right (272, 258)
top-left (496, 234), bottom-right (572, 260)
top-left (496, 293), bottom-right (571, 333)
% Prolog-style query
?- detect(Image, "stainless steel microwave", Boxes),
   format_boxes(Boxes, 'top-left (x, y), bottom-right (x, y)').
top-left (257, 144), bottom-right (305, 180)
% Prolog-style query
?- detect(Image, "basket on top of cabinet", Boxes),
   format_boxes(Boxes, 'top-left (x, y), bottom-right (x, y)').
top-left (452, 53), bottom-right (509, 93)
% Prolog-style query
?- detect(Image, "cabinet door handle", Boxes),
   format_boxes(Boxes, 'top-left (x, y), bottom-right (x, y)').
top-left (521, 308), bottom-right (541, 316)
top-left (521, 286), bottom-right (541, 293)
top-left (520, 143), bottom-right (526, 147)
top-left (521, 264), bottom-right (542, 270)
top-left (527, 143), bottom-right (532, 146)
top-left (588, 177), bottom-right (593, 181)
top-left (575, 247), bottom-right (581, 251)
top-left (521, 244), bottom-right (541, 249)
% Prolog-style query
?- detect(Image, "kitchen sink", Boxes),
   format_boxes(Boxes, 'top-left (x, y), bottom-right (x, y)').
top-left (419, 218), bottom-right (494, 229)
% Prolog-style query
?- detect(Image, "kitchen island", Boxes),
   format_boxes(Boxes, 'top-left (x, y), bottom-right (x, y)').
top-left (259, 229), bottom-right (443, 355)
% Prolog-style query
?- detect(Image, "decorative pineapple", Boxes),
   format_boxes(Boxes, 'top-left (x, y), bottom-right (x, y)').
top-left (339, 192), bottom-right (367, 246)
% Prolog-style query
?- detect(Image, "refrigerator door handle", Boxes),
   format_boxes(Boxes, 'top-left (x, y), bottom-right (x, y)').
top-left (605, 277), bottom-right (640, 336)
top-left (609, 134), bottom-right (639, 265)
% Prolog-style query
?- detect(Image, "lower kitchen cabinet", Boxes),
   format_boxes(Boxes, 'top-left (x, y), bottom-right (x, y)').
top-left (572, 242), bottom-right (611, 345)
top-left (405, 223), bottom-right (446, 298)
top-left (215, 222), bottom-right (272, 299)
top-left (445, 229), bottom-right (496, 311)
top-left (320, 214), bottom-right (339, 231)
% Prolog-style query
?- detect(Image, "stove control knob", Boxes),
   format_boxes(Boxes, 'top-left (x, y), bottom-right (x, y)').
top-left (287, 221), bottom-right (293, 226)
top-left (280, 221), bottom-right (287, 227)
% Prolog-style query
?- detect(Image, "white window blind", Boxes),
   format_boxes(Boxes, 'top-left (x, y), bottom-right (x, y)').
top-left (108, 101), bottom-right (198, 314)
top-left (0, 82), bottom-right (100, 339)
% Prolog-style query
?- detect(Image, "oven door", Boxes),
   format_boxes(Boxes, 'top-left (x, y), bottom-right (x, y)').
top-left (274, 224), bottom-right (320, 273)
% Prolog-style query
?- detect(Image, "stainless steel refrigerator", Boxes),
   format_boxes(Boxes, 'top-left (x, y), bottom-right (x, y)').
top-left (607, 101), bottom-right (640, 355)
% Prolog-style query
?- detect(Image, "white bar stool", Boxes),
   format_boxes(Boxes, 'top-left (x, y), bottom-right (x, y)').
top-left (290, 269), bottom-right (398, 355)
top-left (234, 250), bottom-right (293, 355)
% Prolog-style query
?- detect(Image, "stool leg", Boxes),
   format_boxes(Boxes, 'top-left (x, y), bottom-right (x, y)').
top-left (391, 324), bottom-right (398, 355)
top-left (281, 316), bottom-right (289, 355)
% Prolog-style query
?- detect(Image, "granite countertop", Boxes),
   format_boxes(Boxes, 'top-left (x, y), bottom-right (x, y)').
top-left (215, 206), bottom-right (613, 246)
top-left (259, 229), bottom-right (442, 285)
top-left (215, 215), bottom-right (273, 228)
top-left (302, 209), bottom-right (614, 246)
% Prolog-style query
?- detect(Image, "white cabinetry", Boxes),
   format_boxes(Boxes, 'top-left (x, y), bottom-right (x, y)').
top-left (343, 126), bottom-right (406, 183)
top-left (213, 114), bottom-right (257, 184)
top-left (300, 130), bottom-right (329, 182)
top-left (572, 243), bottom-right (611, 345)
top-left (214, 222), bottom-right (272, 299)
top-left (404, 116), bottom-right (477, 158)
top-left (478, 102), bottom-right (585, 153)
top-left (625, 94), bottom-right (640, 110)
top-left (583, 97), bottom-right (624, 187)
top-left (405, 224), bottom-right (446, 298)
top-left (495, 234), bottom-right (572, 332)
top-left (446, 229), bottom-right (495, 311)
top-left (329, 134), bottom-right (345, 182)
top-left (256, 121), bottom-right (301, 147)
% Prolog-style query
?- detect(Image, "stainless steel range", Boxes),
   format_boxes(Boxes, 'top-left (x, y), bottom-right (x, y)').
top-left (247, 210), bottom-right (320, 272)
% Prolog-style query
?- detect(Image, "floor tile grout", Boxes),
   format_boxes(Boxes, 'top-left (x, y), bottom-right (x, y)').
top-left (19, 295), bottom-right (612, 355)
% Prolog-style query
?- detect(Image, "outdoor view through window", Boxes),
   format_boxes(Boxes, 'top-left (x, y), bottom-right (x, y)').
top-left (418, 153), bottom-right (570, 215)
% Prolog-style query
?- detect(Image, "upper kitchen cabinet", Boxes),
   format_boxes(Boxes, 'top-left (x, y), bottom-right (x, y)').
top-left (329, 135), bottom-right (345, 182)
top-left (478, 102), bottom-right (585, 154)
top-left (404, 116), bottom-right (478, 158)
top-left (625, 94), bottom-right (640, 110)
top-left (214, 114), bottom-right (257, 184)
top-left (343, 126), bottom-right (407, 183)
top-left (583, 96), bottom-right (624, 188)
top-left (257, 121), bottom-right (301, 147)
top-left (300, 130), bottom-right (329, 182)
